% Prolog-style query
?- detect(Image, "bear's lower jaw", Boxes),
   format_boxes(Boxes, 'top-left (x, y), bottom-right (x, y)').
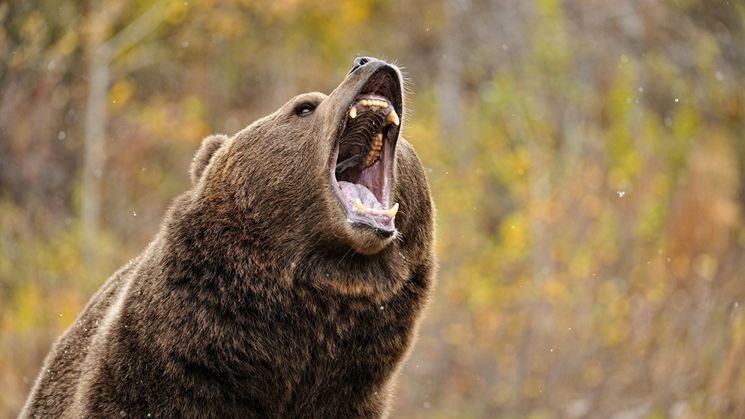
top-left (331, 140), bottom-right (397, 236)
top-left (346, 227), bottom-right (396, 255)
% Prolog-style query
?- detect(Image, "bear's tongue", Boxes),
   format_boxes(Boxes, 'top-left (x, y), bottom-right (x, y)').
top-left (338, 181), bottom-right (382, 210)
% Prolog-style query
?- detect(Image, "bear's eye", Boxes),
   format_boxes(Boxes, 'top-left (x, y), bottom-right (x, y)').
top-left (294, 102), bottom-right (316, 117)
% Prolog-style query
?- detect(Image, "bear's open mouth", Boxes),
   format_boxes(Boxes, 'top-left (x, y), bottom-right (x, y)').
top-left (330, 67), bottom-right (402, 235)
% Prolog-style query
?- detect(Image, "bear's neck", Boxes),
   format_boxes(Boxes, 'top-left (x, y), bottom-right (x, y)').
top-left (157, 190), bottom-right (415, 303)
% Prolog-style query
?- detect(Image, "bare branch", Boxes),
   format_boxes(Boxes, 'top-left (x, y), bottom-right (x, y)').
top-left (102, 0), bottom-right (169, 61)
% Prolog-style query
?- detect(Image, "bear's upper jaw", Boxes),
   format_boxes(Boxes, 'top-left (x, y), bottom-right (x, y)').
top-left (331, 66), bottom-right (402, 236)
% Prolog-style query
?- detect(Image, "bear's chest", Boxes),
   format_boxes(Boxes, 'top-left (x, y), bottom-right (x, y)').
top-left (267, 296), bottom-right (410, 412)
top-left (283, 292), bottom-right (412, 373)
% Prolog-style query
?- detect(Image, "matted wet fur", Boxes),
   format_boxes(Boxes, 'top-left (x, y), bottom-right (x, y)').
top-left (22, 58), bottom-right (435, 418)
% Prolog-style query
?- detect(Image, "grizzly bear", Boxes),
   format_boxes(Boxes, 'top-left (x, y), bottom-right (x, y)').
top-left (22, 57), bottom-right (435, 418)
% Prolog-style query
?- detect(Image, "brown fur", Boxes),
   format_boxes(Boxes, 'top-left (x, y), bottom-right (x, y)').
top-left (22, 58), bottom-right (435, 418)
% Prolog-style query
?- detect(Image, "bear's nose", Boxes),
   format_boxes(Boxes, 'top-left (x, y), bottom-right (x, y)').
top-left (349, 56), bottom-right (375, 74)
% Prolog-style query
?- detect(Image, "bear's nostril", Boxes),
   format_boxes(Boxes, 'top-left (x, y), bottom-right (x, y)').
top-left (350, 57), bottom-right (372, 74)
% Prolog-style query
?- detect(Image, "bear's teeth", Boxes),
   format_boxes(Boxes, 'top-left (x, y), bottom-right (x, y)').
top-left (349, 106), bottom-right (357, 119)
top-left (364, 151), bottom-right (379, 167)
top-left (354, 199), bottom-right (399, 218)
top-left (363, 133), bottom-right (384, 167)
top-left (358, 99), bottom-right (388, 108)
top-left (386, 109), bottom-right (399, 126)
top-left (390, 203), bottom-right (399, 217)
top-left (386, 203), bottom-right (399, 218)
top-left (354, 199), bottom-right (367, 213)
top-left (372, 133), bottom-right (383, 150)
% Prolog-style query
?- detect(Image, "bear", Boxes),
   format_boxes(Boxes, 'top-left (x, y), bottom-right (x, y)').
top-left (22, 57), bottom-right (435, 418)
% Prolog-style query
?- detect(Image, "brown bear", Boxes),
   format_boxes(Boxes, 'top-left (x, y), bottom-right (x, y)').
top-left (22, 57), bottom-right (435, 418)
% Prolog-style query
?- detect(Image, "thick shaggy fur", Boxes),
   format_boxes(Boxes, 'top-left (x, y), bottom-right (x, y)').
top-left (22, 58), bottom-right (435, 418)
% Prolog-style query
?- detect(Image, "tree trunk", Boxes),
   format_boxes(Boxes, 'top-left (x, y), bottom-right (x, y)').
top-left (437, 0), bottom-right (465, 148)
top-left (82, 47), bottom-right (110, 264)
top-left (79, 1), bottom-right (167, 263)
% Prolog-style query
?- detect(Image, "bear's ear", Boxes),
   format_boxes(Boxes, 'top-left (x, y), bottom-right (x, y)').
top-left (190, 134), bottom-right (228, 185)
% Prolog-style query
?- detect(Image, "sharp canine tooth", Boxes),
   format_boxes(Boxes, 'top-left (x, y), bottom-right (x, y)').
top-left (387, 110), bottom-right (400, 126)
top-left (355, 199), bottom-right (367, 213)
top-left (388, 203), bottom-right (399, 217)
top-left (354, 199), bottom-right (399, 218)
top-left (349, 106), bottom-right (357, 119)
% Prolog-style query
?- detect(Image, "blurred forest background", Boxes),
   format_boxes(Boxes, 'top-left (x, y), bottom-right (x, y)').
top-left (2, 0), bottom-right (745, 417)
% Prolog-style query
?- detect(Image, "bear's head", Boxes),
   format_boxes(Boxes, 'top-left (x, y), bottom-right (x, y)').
top-left (188, 58), bottom-right (430, 258)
